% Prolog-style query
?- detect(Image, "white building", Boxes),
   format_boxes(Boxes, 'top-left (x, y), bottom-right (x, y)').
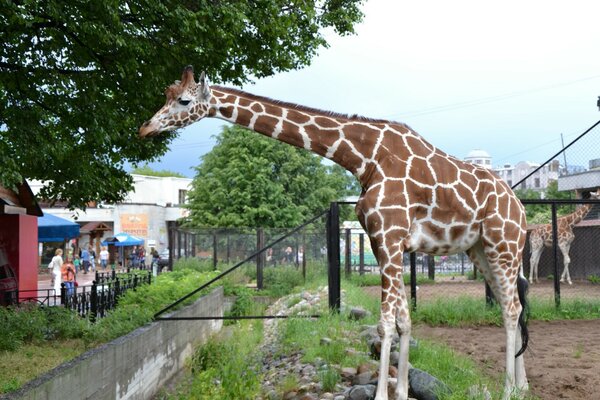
top-left (494, 160), bottom-right (560, 191)
top-left (464, 149), bottom-right (492, 169)
top-left (28, 174), bottom-right (192, 254)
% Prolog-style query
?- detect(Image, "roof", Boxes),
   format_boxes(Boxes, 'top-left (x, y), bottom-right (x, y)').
top-left (0, 181), bottom-right (42, 216)
top-left (80, 221), bottom-right (111, 233)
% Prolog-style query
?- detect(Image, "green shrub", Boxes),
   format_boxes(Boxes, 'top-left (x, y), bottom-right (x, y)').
top-left (587, 275), bottom-right (600, 285)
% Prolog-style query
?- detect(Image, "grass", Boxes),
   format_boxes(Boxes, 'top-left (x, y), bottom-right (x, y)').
top-left (162, 320), bottom-right (264, 400)
top-left (0, 340), bottom-right (86, 393)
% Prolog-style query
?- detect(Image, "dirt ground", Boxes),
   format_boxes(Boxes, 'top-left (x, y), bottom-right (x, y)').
top-left (362, 282), bottom-right (600, 400)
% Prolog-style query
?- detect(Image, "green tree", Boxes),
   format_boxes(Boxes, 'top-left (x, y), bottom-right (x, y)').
top-left (185, 126), bottom-right (358, 228)
top-left (516, 180), bottom-right (574, 224)
top-left (0, 1), bottom-right (364, 209)
top-left (131, 165), bottom-right (185, 178)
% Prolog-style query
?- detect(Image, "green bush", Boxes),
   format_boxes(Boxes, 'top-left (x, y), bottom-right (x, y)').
top-left (0, 305), bottom-right (88, 351)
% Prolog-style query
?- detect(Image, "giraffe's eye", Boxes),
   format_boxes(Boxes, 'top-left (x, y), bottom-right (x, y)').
top-left (178, 98), bottom-right (191, 106)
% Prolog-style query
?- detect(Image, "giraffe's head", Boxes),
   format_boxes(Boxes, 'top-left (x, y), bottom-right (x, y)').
top-left (139, 66), bottom-right (212, 137)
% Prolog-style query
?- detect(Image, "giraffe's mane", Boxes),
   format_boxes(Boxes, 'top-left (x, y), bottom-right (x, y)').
top-left (212, 85), bottom-right (398, 124)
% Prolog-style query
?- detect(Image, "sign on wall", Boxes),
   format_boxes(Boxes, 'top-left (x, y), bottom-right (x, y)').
top-left (120, 214), bottom-right (148, 237)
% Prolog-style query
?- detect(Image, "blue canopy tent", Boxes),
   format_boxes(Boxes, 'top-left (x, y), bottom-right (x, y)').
top-left (38, 213), bottom-right (80, 242)
top-left (102, 233), bottom-right (144, 267)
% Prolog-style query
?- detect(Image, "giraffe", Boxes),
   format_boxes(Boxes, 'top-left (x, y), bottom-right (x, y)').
top-left (528, 189), bottom-right (600, 285)
top-left (140, 66), bottom-right (530, 400)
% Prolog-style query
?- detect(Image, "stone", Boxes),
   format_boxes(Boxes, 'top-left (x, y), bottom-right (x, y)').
top-left (352, 371), bottom-right (375, 386)
top-left (349, 307), bottom-right (369, 320)
top-left (341, 366), bottom-right (357, 379)
top-left (320, 337), bottom-right (333, 346)
top-left (284, 391), bottom-right (298, 400)
top-left (299, 394), bottom-right (318, 400)
top-left (347, 384), bottom-right (376, 400)
top-left (408, 367), bottom-right (452, 400)
top-left (320, 393), bottom-right (334, 400)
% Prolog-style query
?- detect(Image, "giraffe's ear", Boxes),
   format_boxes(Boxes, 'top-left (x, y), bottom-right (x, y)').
top-left (199, 71), bottom-right (211, 101)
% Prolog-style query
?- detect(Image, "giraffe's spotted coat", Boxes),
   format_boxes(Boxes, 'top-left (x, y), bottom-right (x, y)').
top-left (140, 68), bottom-right (530, 400)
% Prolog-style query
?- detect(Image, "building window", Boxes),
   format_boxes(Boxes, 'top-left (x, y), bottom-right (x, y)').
top-left (534, 178), bottom-right (540, 188)
top-left (178, 190), bottom-right (188, 205)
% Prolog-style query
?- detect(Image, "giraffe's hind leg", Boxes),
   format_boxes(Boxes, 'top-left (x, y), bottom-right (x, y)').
top-left (529, 244), bottom-right (543, 283)
top-left (467, 241), bottom-right (527, 399)
top-left (559, 243), bottom-right (573, 285)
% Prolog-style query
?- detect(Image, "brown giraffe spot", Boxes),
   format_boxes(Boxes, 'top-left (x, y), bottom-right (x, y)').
top-left (404, 135), bottom-right (434, 156)
top-left (251, 103), bottom-right (265, 113)
top-left (332, 142), bottom-right (362, 173)
top-left (422, 222), bottom-right (446, 241)
top-left (404, 180), bottom-right (432, 205)
top-left (263, 104), bottom-right (283, 117)
top-left (379, 181), bottom-right (407, 207)
top-left (432, 157), bottom-right (460, 183)
top-left (314, 116), bottom-right (340, 128)
top-left (378, 156), bottom-right (408, 178)
top-left (449, 225), bottom-right (467, 241)
top-left (219, 106), bottom-right (234, 119)
top-left (408, 158), bottom-right (435, 184)
top-left (254, 115), bottom-right (280, 132)
top-left (236, 108), bottom-right (254, 127)
top-left (343, 126), bottom-right (379, 159)
top-left (287, 110), bottom-right (311, 124)
top-left (238, 98), bottom-right (252, 107)
top-left (304, 124), bottom-right (338, 149)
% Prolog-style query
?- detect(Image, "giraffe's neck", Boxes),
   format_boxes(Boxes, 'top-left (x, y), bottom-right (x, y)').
top-left (208, 86), bottom-right (388, 178)
top-left (561, 203), bottom-right (592, 227)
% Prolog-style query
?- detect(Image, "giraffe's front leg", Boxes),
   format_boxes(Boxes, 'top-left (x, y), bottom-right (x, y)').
top-left (394, 286), bottom-right (411, 400)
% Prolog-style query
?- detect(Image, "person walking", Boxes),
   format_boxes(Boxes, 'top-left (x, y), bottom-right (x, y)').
top-left (48, 249), bottom-right (64, 295)
top-left (80, 246), bottom-right (90, 274)
top-left (99, 246), bottom-right (109, 270)
top-left (61, 257), bottom-right (76, 297)
top-left (73, 254), bottom-right (81, 273)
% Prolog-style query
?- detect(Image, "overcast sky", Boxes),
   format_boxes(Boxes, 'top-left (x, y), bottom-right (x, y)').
top-left (144, 0), bottom-right (600, 178)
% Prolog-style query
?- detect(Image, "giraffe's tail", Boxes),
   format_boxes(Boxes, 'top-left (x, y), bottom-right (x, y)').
top-left (515, 274), bottom-right (529, 358)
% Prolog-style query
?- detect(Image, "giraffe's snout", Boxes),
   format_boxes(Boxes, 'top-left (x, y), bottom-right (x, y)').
top-left (139, 119), bottom-right (160, 137)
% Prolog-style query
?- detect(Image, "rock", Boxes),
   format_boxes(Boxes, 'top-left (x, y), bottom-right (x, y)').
top-left (346, 384), bottom-right (376, 400)
top-left (321, 337), bottom-right (333, 346)
top-left (299, 394), bottom-right (318, 400)
top-left (320, 394), bottom-right (334, 400)
top-left (284, 391), bottom-right (298, 400)
top-left (352, 371), bottom-right (375, 386)
top-left (357, 363), bottom-right (376, 375)
top-left (408, 367), bottom-right (452, 400)
top-left (341, 366), bottom-right (357, 379)
top-left (349, 307), bottom-right (369, 320)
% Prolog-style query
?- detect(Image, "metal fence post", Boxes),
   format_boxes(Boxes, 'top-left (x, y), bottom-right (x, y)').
top-left (359, 233), bottom-right (365, 275)
top-left (256, 228), bottom-right (264, 290)
top-left (90, 281), bottom-right (98, 323)
top-left (327, 202), bottom-right (341, 312)
top-left (212, 232), bottom-right (218, 270)
top-left (345, 228), bottom-right (351, 278)
top-left (410, 252), bottom-right (417, 311)
top-left (551, 202), bottom-right (561, 308)
top-left (60, 283), bottom-right (66, 306)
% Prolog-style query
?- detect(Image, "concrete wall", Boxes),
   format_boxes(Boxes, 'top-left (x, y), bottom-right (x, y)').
top-left (5, 287), bottom-right (223, 400)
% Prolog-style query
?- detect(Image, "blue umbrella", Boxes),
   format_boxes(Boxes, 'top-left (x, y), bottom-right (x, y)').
top-left (101, 232), bottom-right (144, 247)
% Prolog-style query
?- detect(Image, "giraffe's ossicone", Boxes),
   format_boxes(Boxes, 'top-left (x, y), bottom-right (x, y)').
top-left (140, 66), bottom-right (530, 400)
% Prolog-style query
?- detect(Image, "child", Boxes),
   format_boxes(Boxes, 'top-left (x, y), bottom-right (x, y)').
top-left (73, 254), bottom-right (81, 273)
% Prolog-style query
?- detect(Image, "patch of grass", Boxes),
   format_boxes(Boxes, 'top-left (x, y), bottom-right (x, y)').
top-left (0, 341), bottom-right (86, 394)
top-left (170, 320), bottom-right (264, 400)
top-left (413, 296), bottom-right (503, 327)
top-left (347, 273), bottom-right (434, 287)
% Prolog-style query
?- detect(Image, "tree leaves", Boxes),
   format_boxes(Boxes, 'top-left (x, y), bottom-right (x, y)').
top-left (0, 0), bottom-right (363, 209)
top-left (185, 126), bottom-right (358, 228)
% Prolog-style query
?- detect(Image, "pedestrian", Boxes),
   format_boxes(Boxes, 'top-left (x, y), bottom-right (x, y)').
top-left (80, 246), bottom-right (90, 274)
top-left (73, 254), bottom-right (81, 273)
top-left (89, 246), bottom-right (96, 272)
top-left (61, 257), bottom-right (76, 297)
top-left (138, 246), bottom-right (146, 269)
top-left (48, 249), bottom-right (63, 294)
top-left (284, 246), bottom-right (293, 264)
top-left (99, 246), bottom-right (109, 270)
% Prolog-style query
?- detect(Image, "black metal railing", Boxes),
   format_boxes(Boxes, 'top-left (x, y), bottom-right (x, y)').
top-left (12, 270), bottom-right (152, 322)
